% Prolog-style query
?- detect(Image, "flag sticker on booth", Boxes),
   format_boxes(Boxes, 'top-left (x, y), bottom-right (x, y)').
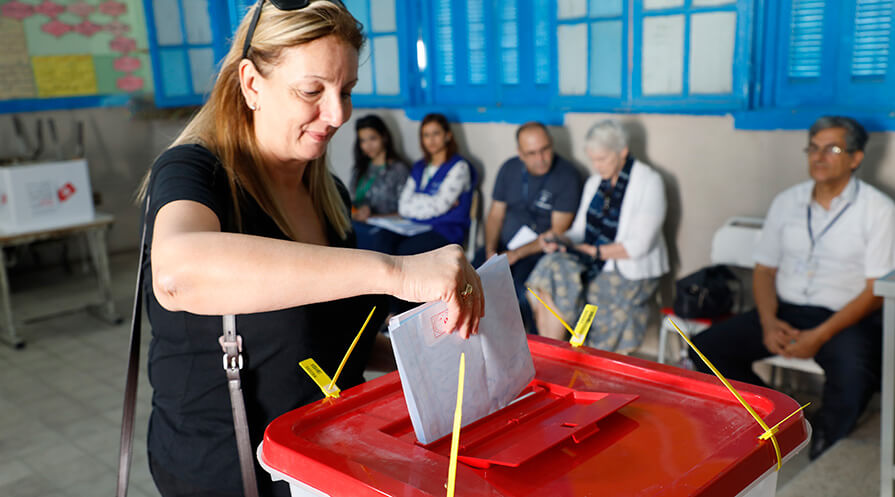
top-left (57, 182), bottom-right (76, 202)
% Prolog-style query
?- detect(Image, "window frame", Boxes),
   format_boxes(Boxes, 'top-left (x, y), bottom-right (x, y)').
top-left (143, 0), bottom-right (231, 108)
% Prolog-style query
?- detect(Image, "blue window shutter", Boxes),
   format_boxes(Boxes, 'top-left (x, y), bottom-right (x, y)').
top-left (435, 0), bottom-right (455, 85)
top-left (773, 0), bottom-right (835, 107)
top-left (850, 0), bottom-right (892, 77)
top-left (145, 0), bottom-right (230, 107)
top-left (787, 0), bottom-right (825, 78)
top-left (497, 0), bottom-right (551, 107)
top-left (500, 2), bottom-right (519, 85)
top-left (467, 0), bottom-right (488, 85)
top-left (837, 0), bottom-right (895, 109)
top-left (534, 0), bottom-right (551, 85)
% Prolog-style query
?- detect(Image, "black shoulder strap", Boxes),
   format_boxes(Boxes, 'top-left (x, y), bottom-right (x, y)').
top-left (116, 195), bottom-right (150, 497)
top-left (116, 195), bottom-right (259, 497)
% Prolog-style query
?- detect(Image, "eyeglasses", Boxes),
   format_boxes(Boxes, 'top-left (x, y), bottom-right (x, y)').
top-left (241, 0), bottom-right (345, 60)
top-left (803, 144), bottom-right (845, 157)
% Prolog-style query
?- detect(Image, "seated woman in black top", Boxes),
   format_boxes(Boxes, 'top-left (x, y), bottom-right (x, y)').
top-left (139, 2), bottom-right (484, 497)
top-left (350, 114), bottom-right (410, 249)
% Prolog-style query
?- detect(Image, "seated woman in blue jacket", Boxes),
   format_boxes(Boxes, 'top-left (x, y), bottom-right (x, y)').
top-left (366, 113), bottom-right (476, 255)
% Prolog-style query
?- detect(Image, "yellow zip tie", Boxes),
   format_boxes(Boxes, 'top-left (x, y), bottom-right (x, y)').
top-left (329, 306), bottom-right (377, 390)
top-left (759, 402), bottom-right (811, 441)
top-left (570, 304), bottom-right (598, 347)
top-left (300, 358), bottom-right (341, 398)
top-left (446, 353), bottom-right (465, 497)
top-left (527, 287), bottom-right (575, 336)
top-left (300, 306), bottom-right (377, 399)
top-left (668, 318), bottom-right (787, 470)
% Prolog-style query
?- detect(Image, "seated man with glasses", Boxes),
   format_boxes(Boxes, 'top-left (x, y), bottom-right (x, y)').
top-left (477, 122), bottom-right (582, 332)
top-left (690, 116), bottom-right (895, 461)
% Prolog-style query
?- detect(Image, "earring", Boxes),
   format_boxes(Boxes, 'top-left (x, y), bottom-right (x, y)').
top-left (249, 102), bottom-right (258, 111)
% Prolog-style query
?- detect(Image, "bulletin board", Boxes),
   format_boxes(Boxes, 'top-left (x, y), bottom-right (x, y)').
top-left (0, 0), bottom-right (152, 113)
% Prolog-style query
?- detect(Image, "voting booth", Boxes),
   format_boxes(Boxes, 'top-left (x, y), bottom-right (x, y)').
top-left (259, 336), bottom-right (809, 497)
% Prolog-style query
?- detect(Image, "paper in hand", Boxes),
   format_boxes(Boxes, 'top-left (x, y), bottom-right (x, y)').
top-left (388, 255), bottom-right (535, 444)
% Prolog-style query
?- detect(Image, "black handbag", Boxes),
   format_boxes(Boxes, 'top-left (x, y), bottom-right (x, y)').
top-left (672, 265), bottom-right (741, 319)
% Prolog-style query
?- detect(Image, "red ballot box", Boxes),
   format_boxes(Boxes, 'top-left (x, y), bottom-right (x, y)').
top-left (259, 336), bottom-right (810, 497)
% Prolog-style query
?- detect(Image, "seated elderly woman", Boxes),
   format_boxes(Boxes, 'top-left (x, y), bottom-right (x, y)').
top-left (526, 119), bottom-right (669, 353)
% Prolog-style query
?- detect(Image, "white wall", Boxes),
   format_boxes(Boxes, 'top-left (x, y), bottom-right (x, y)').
top-left (5, 107), bottom-right (893, 293)
top-left (328, 109), bottom-right (895, 285)
top-left (0, 108), bottom-right (188, 255)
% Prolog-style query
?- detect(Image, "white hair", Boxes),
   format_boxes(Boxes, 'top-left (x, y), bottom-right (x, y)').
top-left (585, 119), bottom-right (628, 153)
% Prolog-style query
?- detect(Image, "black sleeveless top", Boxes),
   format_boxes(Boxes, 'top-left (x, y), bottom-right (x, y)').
top-left (142, 144), bottom-right (384, 495)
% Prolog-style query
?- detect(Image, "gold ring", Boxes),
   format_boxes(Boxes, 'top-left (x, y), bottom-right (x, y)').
top-left (461, 283), bottom-right (474, 298)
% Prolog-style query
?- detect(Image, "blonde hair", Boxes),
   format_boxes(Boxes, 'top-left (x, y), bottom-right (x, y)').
top-left (139, 0), bottom-right (363, 240)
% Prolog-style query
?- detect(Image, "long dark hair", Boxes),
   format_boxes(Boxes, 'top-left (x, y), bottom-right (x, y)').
top-left (352, 114), bottom-right (401, 188)
top-left (420, 113), bottom-right (458, 164)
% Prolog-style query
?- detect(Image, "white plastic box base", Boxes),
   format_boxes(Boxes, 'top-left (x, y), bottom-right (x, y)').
top-left (0, 159), bottom-right (95, 233)
top-left (257, 425), bottom-right (811, 497)
top-left (257, 443), bottom-right (330, 497)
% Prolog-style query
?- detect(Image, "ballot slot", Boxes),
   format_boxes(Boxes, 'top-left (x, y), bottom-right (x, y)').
top-left (415, 379), bottom-right (638, 469)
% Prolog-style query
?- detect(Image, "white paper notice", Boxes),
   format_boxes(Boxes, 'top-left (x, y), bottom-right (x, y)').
top-left (365, 216), bottom-right (432, 236)
top-left (689, 11), bottom-right (736, 94)
top-left (506, 225), bottom-right (539, 251)
top-left (388, 255), bottom-right (535, 444)
top-left (641, 15), bottom-right (685, 96)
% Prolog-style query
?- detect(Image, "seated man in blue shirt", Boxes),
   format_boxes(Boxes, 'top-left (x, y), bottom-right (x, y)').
top-left (690, 116), bottom-right (895, 460)
top-left (481, 122), bottom-right (582, 331)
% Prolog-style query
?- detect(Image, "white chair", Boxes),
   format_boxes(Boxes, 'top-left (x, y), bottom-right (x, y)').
top-left (464, 190), bottom-right (480, 261)
top-left (658, 217), bottom-right (823, 386)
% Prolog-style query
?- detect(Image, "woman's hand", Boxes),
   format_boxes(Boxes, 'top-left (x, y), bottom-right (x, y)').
top-left (391, 245), bottom-right (485, 338)
top-left (574, 244), bottom-right (597, 258)
top-left (539, 232), bottom-right (561, 253)
top-left (352, 205), bottom-right (372, 222)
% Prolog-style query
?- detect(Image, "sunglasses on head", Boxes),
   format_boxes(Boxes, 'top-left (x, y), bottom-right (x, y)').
top-left (241, 0), bottom-right (346, 60)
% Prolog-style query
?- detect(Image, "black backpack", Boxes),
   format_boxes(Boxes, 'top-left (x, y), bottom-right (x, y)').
top-left (672, 265), bottom-right (742, 319)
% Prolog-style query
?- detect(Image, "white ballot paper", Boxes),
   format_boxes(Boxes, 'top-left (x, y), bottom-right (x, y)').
top-left (365, 216), bottom-right (432, 236)
top-left (388, 255), bottom-right (535, 444)
top-left (506, 225), bottom-right (539, 251)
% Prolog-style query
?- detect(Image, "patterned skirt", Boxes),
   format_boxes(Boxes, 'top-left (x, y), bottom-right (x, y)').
top-left (526, 252), bottom-right (659, 354)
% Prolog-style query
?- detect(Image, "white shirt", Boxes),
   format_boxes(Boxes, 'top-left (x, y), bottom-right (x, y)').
top-left (398, 160), bottom-right (472, 220)
top-left (753, 178), bottom-right (895, 311)
top-left (566, 160), bottom-right (669, 280)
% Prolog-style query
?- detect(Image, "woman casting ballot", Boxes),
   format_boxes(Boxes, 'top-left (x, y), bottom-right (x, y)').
top-left (138, 1), bottom-right (483, 495)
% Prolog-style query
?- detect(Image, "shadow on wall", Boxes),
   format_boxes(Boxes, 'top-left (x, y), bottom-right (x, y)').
top-left (376, 112), bottom-right (412, 167)
top-left (624, 119), bottom-right (682, 309)
top-left (861, 132), bottom-right (893, 200)
top-left (449, 124), bottom-right (486, 246)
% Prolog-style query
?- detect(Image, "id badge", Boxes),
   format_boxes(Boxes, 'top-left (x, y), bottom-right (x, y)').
top-left (794, 257), bottom-right (818, 278)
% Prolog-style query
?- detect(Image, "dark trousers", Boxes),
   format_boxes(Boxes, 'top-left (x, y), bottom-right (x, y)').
top-left (149, 455), bottom-right (290, 497)
top-left (689, 302), bottom-right (882, 445)
top-left (353, 221), bottom-right (450, 255)
top-left (473, 248), bottom-right (542, 333)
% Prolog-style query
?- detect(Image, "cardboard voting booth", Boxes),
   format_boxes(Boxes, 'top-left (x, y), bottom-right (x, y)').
top-left (259, 336), bottom-right (810, 497)
top-left (0, 159), bottom-right (95, 232)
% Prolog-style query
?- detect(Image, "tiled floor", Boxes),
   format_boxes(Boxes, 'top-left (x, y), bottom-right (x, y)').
top-left (0, 251), bottom-right (882, 497)
top-left (0, 253), bottom-right (157, 497)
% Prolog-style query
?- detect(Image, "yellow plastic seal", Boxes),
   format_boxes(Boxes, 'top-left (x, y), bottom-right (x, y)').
top-left (570, 304), bottom-right (598, 347)
top-left (299, 358), bottom-right (340, 398)
top-left (668, 318), bottom-right (809, 471)
top-left (446, 353), bottom-right (465, 497)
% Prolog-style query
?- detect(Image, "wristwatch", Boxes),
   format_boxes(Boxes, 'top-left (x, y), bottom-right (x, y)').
top-left (595, 245), bottom-right (602, 260)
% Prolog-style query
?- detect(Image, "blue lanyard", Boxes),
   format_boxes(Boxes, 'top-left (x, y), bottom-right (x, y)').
top-left (806, 183), bottom-right (857, 252)
top-left (521, 163), bottom-right (554, 204)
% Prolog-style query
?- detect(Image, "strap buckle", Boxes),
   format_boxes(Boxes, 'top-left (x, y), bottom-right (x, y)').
top-left (219, 334), bottom-right (244, 371)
